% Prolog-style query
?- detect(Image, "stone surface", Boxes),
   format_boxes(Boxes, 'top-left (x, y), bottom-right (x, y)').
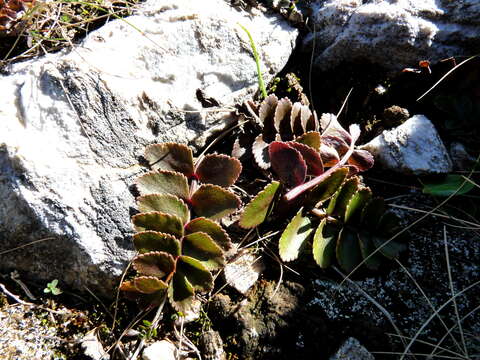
top-left (224, 250), bottom-right (264, 294)
top-left (199, 330), bottom-right (225, 360)
top-left (303, 0), bottom-right (480, 72)
top-left (361, 114), bottom-right (452, 175)
top-left (0, 0), bottom-right (297, 296)
top-left (81, 329), bottom-right (109, 360)
top-left (142, 340), bottom-right (176, 360)
top-left (329, 337), bottom-right (374, 360)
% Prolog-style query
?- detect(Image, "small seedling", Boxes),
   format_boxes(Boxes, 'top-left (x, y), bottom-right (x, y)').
top-left (44, 279), bottom-right (62, 295)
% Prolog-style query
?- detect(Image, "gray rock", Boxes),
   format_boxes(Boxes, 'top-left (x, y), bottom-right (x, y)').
top-left (142, 340), bottom-right (176, 360)
top-left (0, 0), bottom-right (298, 297)
top-left (329, 337), bottom-right (374, 360)
top-left (361, 114), bottom-right (452, 175)
top-left (304, 0), bottom-right (480, 72)
top-left (199, 330), bottom-right (225, 360)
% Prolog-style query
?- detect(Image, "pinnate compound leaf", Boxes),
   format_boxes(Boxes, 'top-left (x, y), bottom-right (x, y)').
top-left (196, 154), bottom-right (242, 187)
top-left (133, 231), bottom-right (181, 255)
top-left (372, 236), bottom-right (406, 260)
top-left (132, 251), bottom-right (175, 278)
top-left (269, 141), bottom-right (307, 188)
top-left (239, 181), bottom-right (280, 229)
top-left (344, 188), bottom-right (372, 224)
top-left (137, 194), bottom-right (189, 224)
top-left (191, 185), bottom-right (240, 220)
top-left (178, 256), bottom-right (214, 293)
top-left (360, 197), bottom-right (386, 231)
top-left (182, 232), bottom-right (225, 270)
top-left (358, 233), bottom-right (383, 270)
top-left (336, 228), bottom-right (362, 273)
top-left (144, 143), bottom-right (194, 176)
top-left (132, 211), bottom-right (184, 238)
top-left (422, 174), bottom-right (475, 196)
top-left (185, 217), bottom-right (232, 251)
top-left (313, 219), bottom-right (339, 268)
top-left (279, 209), bottom-right (315, 262)
top-left (252, 134), bottom-right (271, 169)
top-left (296, 131), bottom-right (321, 150)
top-left (133, 276), bottom-right (168, 294)
top-left (327, 177), bottom-right (360, 217)
top-left (287, 141), bottom-right (323, 176)
top-left (305, 167), bottom-right (348, 209)
top-left (136, 170), bottom-right (189, 200)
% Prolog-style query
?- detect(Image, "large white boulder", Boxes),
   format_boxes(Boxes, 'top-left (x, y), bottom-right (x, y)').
top-left (303, 0), bottom-right (480, 72)
top-left (0, 0), bottom-right (298, 296)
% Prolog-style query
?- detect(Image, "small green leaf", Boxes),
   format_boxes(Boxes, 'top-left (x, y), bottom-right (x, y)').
top-left (305, 167), bottom-right (348, 209)
top-left (327, 177), bottom-right (360, 217)
top-left (312, 219), bottom-right (339, 268)
top-left (358, 233), bottom-right (383, 270)
top-left (134, 276), bottom-right (168, 294)
top-left (195, 154), bottom-right (242, 187)
top-left (372, 236), bottom-right (406, 260)
top-left (178, 256), bottom-right (214, 293)
top-left (168, 271), bottom-right (195, 310)
top-left (336, 228), bottom-right (362, 273)
top-left (191, 185), bottom-right (240, 220)
top-left (144, 143), bottom-right (194, 176)
top-left (360, 197), bottom-right (386, 231)
top-left (137, 194), bottom-right (190, 224)
top-left (132, 251), bottom-right (176, 278)
top-left (136, 170), bottom-right (189, 200)
top-left (132, 211), bottom-right (184, 238)
top-left (296, 131), bottom-right (321, 150)
top-left (344, 188), bottom-right (372, 223)
top-left (133, 231), bottom-right (181, 255)
top-left (239, 181), bottom-right (280, 229)
top-left (184, 217), bottom-right (232, 251)
top-left (183, 232), bottom-right (225, 270)
top-left (422, 175), bottom-right (475, 196)
top-left (279, 209), bottom-right (315, 262)
top-left (269, 141), bottom-right (307, 188)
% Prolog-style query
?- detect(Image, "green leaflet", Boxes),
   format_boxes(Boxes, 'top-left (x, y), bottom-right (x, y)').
top-left (182, 232), bottom-right (225, 270)
top-left (132, 211), bottom-right (184, 238)
top-left (191, 184), bottom-right (241, 220)
top-left (137, 194), bottom-right (190, 224)
top-left (312, 219), bottom-right (339, 268)
top-left (279, 209), bottom-right (315, 262)
top-left (136, 170), bottom-right (189, 200)
top-left (239, 181), bottom-right (280, 229)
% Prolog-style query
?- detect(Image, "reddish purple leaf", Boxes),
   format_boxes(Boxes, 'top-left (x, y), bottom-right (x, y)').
top-left (196, 154), bottom-right (242, 187)
top-left (319, 144), bottom-right (340, 167)
top-left (348, 149), bottom-right (374, 172)
top-left (269, 142), bottom-right (307, 188)
top-left (287, 142), bottom-right (324, 176)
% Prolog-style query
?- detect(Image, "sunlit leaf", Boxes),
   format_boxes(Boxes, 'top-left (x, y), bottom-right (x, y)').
top-left (344, 188), bottom-right (372, 223)
top-left (133, 276), bottom-right (168, 294)
top-left (312, 219), bottom-right (339, 268)
top-left (305, 167), bottom-right (348, 209)
top-left (319, 143), bottom-right (340, 167)
top-left (178, 256), bottom-right (214, 292)
top-left (349, 149), bottom-right (374, 172)
top-left (274, 97), bottom-right (293, 137)
top-left (336, 228), bottom-right (362, 273)
top-left (327, 177), bottom-right (360, 217)
top-left (287, 141), bottom-right (324, 176)
top-left (136, 170), bottom-right (189, 200)
top-left (191, 185), bottom-right (240, 220)
top-left (320, 113), bottom-right (352, 145)
top-left (133, 231), bottom-right (181, 255)
top-left (182, 232), bottom-right (225, 270)
top-left (290, 102), bottom-right (304, 136)
top-left (422, 175), bottom-right (475, 196)
top-left (185, 217), bottom-right (232, 251)
top-left (137, 194), bottom-right (189, 224)
top-left (279, 209), bottom-right (314, 262)
top-left (144, 143), bottom-right (194, 176)
top-left (239, 181), bottom-right (280, 229)
top-left (132, 211), bottom-right (184, 238)
top-left (295, 131), bottom-right (321, 150)
top-left (196, 154), bottom-right (242, 187)
top-left (168, 271), bottom-right (195, 312)
top-left (259, 94), bottom-right (278, 142)
top-left (252, 134), bottom-right (271, 169)
top-left (132, 251), bottom-right (176, 278)
top-left (321, 135), bottom-right (349, 156)
top-left (269, 141), bottom-right (307, 188)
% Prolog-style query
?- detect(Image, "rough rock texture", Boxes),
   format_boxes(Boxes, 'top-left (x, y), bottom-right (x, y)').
top-left (309, 194), bottom-right (480, 355)
top-left (329, 337), bottom-right (374, 360)
top-left (0, 0), bottom-right (298, 297)
top-left (142, 340), bottom-right (176, 360)
top-left (304, 0), bottom-right (480, 72)
top-left (199, 330), bottom-right (226, 360)
top-left (361, 114), bottom-right (452, 175)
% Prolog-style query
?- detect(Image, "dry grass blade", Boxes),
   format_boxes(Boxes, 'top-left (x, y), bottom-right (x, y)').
top-left (387, 334), bottom-right (469, 359)
top-left (0, 236), bottom-right (56, 256)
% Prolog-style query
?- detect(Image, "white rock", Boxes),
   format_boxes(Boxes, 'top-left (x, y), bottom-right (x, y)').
top-left (81, 329), bottom-right (109, 360)
top-left (329, 337), bottom-right (374, 360)
top-left (142, 340), bottom-right (176, 360)
top-left (304, 0), bottom-right (480, 72)
top-left (224, 250), bottom-right (264, 294)
top-left (0, 0), bottom-right (297, 297)
top-left (361, 114), bottom-right (452, 175)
